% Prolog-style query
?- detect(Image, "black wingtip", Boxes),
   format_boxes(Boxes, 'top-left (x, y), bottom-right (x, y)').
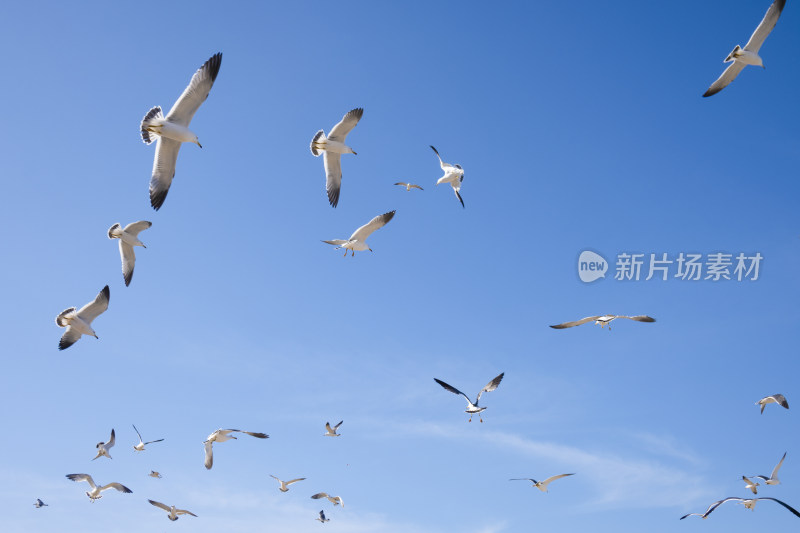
top-left (205, 52), bottom-right (222, 83)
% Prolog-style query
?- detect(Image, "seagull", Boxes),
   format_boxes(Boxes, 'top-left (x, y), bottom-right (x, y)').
top-left (680, 497), bottom-right (800, 519)
top-left (148, 499), bottom-right (198, 521)
top-left (433, 372), bottom-right (504, 422)
top-left (108, 221), bottom-right (151, 286)
top-left (148, 471), bottom-right (162, 479)
top-left (324, 421), bottom-right (343, 437)
top-left (742, 476), bottom-right (760, 494)
top-left (316, 510), bottom-right (330, 523)
top-left (310, 107), bottom-right (364, 207)
top-left (311, 492), bottom-right (344, 507)
top-left (55, 285), bottom-right (110, 350)
top-left (756, 394), bottom-right (789, 414)
top-left (65, 474), bottom-right (132, 502)
top-left (141, 52), bottom-right (222, 210)
top-left (510, 473), bottom-right (575, 492)
top-left (33, 499), bottom-right (48, 508)
top-left (322, 210), bottom-right (395, 257)
top-left (430, 145), bottom-right (464, 208)
top-left (132, 424), bottom-right (164, 451)
top-left (703, 0), bottom-right (786, 97)
top-left (269, 475), bottom-right (306, 492)
top-left (92, 429), bottom-right (115, 460)
top-left (394, 182), bottom-right (424, 191)
top-left (754, 452), bottom-right (787, 485)
top-left (203, 428), bottom-right (268, 470)
top-left (550, 315), bottom-right (655, 330)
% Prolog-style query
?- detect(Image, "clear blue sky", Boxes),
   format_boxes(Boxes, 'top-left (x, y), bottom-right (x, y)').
top-left (1, 1), bottom-right (798, 531)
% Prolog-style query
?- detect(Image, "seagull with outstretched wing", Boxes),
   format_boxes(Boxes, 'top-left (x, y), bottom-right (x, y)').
top-left (510, 473), bottom-right (575, 492)
top-left (148, 499), bottom-right (197, 521)
top-left (753, 452), bottom-right (787, 485)
top-left (310, 108), bottom-right (364, 207)
top-left (108, 221), bottom-right (151, 286)
top-left (324, 421), bottom-right (343, 437)
top-left (434, 373), bottom-right (504, 422)
top-left (66, 473), bottom-right (132, 502)
top-left (756, 394), bottom-right (789, 414)
top-left (550, 315), bottom-right (655, 331)
top-left (132, 424), bottom-right (164, 451)
top-left (430, 145), bottom-right (464, 207)
top-left (322, 210), bottom-right (395, 257)
top-left (270, 475), bottom-right (306, 492)
top-left (92, 428), bottom-right (115, 460)
top-left (203, 428), bottom-right (268, 470)
top-left (55, 286), bottom-right (110, 350)
top-left (681, 496), bottom-right (800, 519)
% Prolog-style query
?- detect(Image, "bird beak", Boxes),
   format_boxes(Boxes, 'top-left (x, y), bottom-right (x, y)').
top-left (352, 150), bottom-right (357, 155)
top-left (197, 141), bottom-right (203, 148)
top-left (369, 248), bottom-right (373, 252)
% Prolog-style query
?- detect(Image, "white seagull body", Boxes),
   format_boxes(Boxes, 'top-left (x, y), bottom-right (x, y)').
top-left (141, 52), bottom-right (222, 210)
top-left (681, 496), bottom-right (800, 519)
top-left (510, 473), bottom-right (575, 492)
top-left (132, 424), bottom-right (164, 451)
top-left (55, 285), bottom-right (110, 350)
top-left (33, 499), bottom-right (48, 508)
top-left (66, 473), bottom-right (132, 502)
top-left (203, 428), bottom-right (269, 470)
top-left (550, 315), bottom-right (655, 330)
top-left (756, 394), bottom-right (789, 414)
top-left (149, 470), bottom-right (162, 479)
top-left (703, 0), bottom-right (786, 97)
top-left (270, 475), bottom-right (306, 492)
top-left (312, 492), bottom-right (344, 507)
top-left (324, 421), bottom-right (343, 437)
top-left (430, 145), bottom-right (464, 208)
top-left (394, 182), bottom-right (424, 191)
top-left (322, 210), bottom-right (395, 257)
top-left (434, 372), bottom-right (505, 422)
top-left (754, 452), bottom-right (787, 485)
top-left (149, 499), bottom-right (197, 521)
top-left (108, 221), bottom-right (151, 286)
top-left (310, 107), bottom-right (364, 207)
top-left (742, 476), bottom-right (760, 494)
top-left (316, 510), bottom-right (330, 523)
top-left (92, 428), bottom-right (115, 460)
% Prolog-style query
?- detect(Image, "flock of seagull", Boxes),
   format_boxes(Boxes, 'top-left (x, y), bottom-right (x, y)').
top-left (40, 0), bottom-right (796, 526)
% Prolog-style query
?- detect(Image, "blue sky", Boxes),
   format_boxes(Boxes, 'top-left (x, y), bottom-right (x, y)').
top-left (1, 0), bottom-right (798, 531)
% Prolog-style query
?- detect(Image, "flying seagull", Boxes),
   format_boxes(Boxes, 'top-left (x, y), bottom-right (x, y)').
top-left (141, 52), bottom-right (222, 210)
top-left (703, 0), bottom-right (786, 97)
top-left (742, 476), bottom-right (760, 494)
top-left (149, 471), bottom-right (162, 479)
top-left (312, 492), bottom-right (344, 507)
top-left (680, 497), bottom-right (800, 519)
top-left (310, 107), bottom-right (364, 208)
top-left (316, 510), bottom-right (330, 523)
top-left (270, 475), bottom-right (306, 492)
top-left (203, 428), bottom-right (268, 470)
top-left (33, 499), bottom-right (48, 508)
top-left (550, 315), bottom-right (655, 330)
top-left (434, 372), bottom-right (505, 422)
top-left (756, 394), bottom-right (789, 414)
top-left (65, 473), bottom-right (132, 502)
top-left (510, 473), bottom-right (575, 492)
top-left (55, 285), bottom-right (110, 350)
top-left (92, 429), bottom-right (115, 460)
top-left (108, 221), bottom-right (151, 286)
top-left (132, 424), bottom-right (164, 451)
top-left (148, 499), bottom-right (198, 521)
top-left (324, 421), bottom-right (343, 437)
top-left (394, 182), bottom-right (424, 191)
top-left (754, 452), bottom-right (787, 485)
top-left (322, 210), bottom-right (395, 257)
top-left (430, 145), bottom-right (464, 208)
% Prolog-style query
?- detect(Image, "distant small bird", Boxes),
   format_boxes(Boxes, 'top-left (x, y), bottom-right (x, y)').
top-left (141, 52), bottom-right (222, 210)
top-left (270, 475), bottom-right (306, 492)
top-left (324, 421), bottom-right (343, 437)
top-left (434, 373), bottom-right (504, 422)
top-left (703, 0), bottom-right (786, 97)
top-left (203, 428), bottom-right (269, 470)
top-left (316, 510), bottom-right (330, 523)
top-left (148, 471), bottom-right (162, 479)
top-left (430, 145), bottom-right (464, 208)
top-left (680, 497), bottom-right (800, 519)
top-left (132, 424), bottom-right (164, 451)
top-left (55, 285), bottom-right (110, 350)
top-left (510, 473), bottom-right (575, 492)
top-left (108, 221), bottom-right (151, 286)
top-left (394, 182), bottom-right (423, 191)
top-left (148, 499), bottom-right (197, 521)
top-left (742, 476), bottom-right (760, 494)
top-left (550, 315), bottom-right (655, 330)
top-left (65, 473), bottom-right (132, 502)
top-left (322, 210), bottom-right (395, 257)
top-left (756, 394), bottom-right (789, 414)
top-left (310, 107), bottom-right (364, 208)
top-left (92, 429), bottom-right (115, 460)
top-left (312, 492), bottom-right (344, 507)
top-left (754, 452), bottom-right (787, 485)
top-left (33, 499), bottom-right (48, 508)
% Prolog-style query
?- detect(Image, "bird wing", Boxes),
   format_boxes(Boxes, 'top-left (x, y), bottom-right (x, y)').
top-left (229, 429), bottom-right (269, 439)
top-left (773, 394), bottom-right (789, 409)
top-left (76, 286), bottom-right (110, 324)
top-left (333, 496), bottom-right (343, 507)
top-left (176, 508), bottom-right (198, 517)
top-left (333, 421), bottom-right (343, 430)
top-left (149, 499), bottom-right (171, 512)
top-left (394, 182), bottom-right (408, 187)
top-left (144, 438), bottom-right (165, 445)
top-left (703, 497), bottom-right (743, 517)
top-left (59, 326), bottom-right (82, 350)
top-left (270, 475), bottom-right (281, 482)
top-left (434, 378), bottom-right (473, 403)
top-left (204, 440), bottom-right (214, 470)
top-left (66, 473), bottom-right (96, 489)
top-left (106, 428), bottom-right (115, 449)
top-left (742, 476), bottom-right (758, 493)
top-left (122, 220), bottom-right (152, 236)
top-left (319, 510), bottom-right (327, 520)
top-left (349, 211), bottom-right (396, 242)
top-left (411, 184), bottom-right (424, 190)
top-left (322, 239), bottom-right (348, 246)
top-left (119, 241), bottom-right (136, 287)
top-left (132, 424), bottom-right (143, 442)
top-left (549, 316), bottom-right (601, 329)
top-left (475, 372), bottom-right (505, 403)
top-left (509, 478), bottom-right (536, 482)
top-left (430, 145), bottom-right (446, 169)
top-left (166, 53), bottom-right (222, 126)
top-left (771, 452), bottom-right (787, 479)
top-left (541, 473), bottom-right (575, 486)
top-left (703, 61), bottom-right (747, 97)
top-left (756, 497), bottom-right (800, 518)
top-left (311, 492), bottom-right (329, 500)
top-left (619, 315), bottom-right (656, 323)
top-left (149, 137), bottom-right (181, 211)
top-left (743, 0), bottom-right (786, 53)
top-left (327, 108), bottom-right (363, 141)
top-left (455, 188), bottom-right (465, 208)
top-left (325, 422), bottom-right (334, 433)
top-left (100, 482), bottom-right (131, 494)
top-left (323, 151), bottom-right (342, 208)
top-left (286, 478), bottom-right (306, 485)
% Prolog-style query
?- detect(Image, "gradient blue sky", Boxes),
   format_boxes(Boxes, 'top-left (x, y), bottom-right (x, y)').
top-left (2, 1), bottom-right (799, 531)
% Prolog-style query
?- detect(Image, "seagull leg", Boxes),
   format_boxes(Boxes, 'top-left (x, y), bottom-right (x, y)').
top-left (343, 250), bottom-right (347, 258)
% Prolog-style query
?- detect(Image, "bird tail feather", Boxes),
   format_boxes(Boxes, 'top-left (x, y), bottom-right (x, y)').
top-left (310, 130), bottom-right (326, 156)
top-left (724, 45), bottom-right (741, 63)
top-left (140, 106), bottom-right (163, 144)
